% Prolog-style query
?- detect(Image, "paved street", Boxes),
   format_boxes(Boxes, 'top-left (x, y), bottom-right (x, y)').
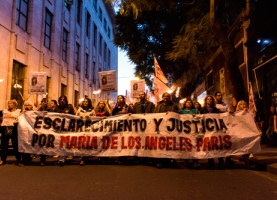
top-left (0, 157), bottom-right (277, 200)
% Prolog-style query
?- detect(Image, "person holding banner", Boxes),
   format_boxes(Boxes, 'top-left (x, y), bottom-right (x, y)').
top-left (154, 92), bottom-right (179, 168)
top-left (133, 92), bottom-right (155, 114)
top-left (179, 99), bottom-right (200, 169)
top-left (48, 100), bottom-right (59, 112)
top-left (214, 91), bottom-right (234, 166)
top-left (76, 97), bottom-right (95, 166)
top-left (112, 95), bottom-right (129, 115)
top-left (38, 98), bottom-right (48, 111)
top-left (236, 100), bottom-right (262, 168)
top-left (179, 99), bottom-right (197, 114)
top-left (194, 102), bottom-right (203, 114)
top-left (95, 100), bottom-right (110, 117)
top-left (57, 95), bottom-right (75, 166)
top-left (57, 95), bottom-right (75, 115)
top-left (202, 95), bottom-right (225, 170)
top-left (21, 101), bottom-right (36, 165)
top-left (0, 100), bottom-right (22, 166)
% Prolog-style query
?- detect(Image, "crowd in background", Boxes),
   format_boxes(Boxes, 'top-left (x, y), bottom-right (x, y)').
top-left (0, 90), bottom-right (275, 170)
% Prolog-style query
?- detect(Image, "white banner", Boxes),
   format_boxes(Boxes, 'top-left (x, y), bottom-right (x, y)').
top-left (130, 79), bottom-right (145, 98)
top-left (18, 111), bottom-right (261, 158)
top-left (98, 70), bottom-right (117, 92)
top-left (28, 72), bottom-right (47, 94)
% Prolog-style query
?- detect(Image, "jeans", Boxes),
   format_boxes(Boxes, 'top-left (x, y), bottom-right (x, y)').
top-left (266, 125), bottom-right (276, 144)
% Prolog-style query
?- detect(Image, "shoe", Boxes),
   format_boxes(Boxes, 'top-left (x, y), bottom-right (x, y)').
top-left (156, 163), bottom-right (163, 169)
top-left (15, 161), bottom-right (24, 166)
top-left (170, 159), bottom-right (177, 168)
top-left (193, 163), bottom-right (200, 169)
top-left (207, 164), bottom-right (215, 170)
top-left (53, 155), bottom-right (59, 159)
top-left (217, 164), bottom-right (225, 170)
top-left (66, 156), bottom-right (73, 160)
top-left (80, 160), bottom-right (85, 166)
top-left (58, 159), bottom-right (65, 166)
top-left (225, 159), bottom-right (235, 165)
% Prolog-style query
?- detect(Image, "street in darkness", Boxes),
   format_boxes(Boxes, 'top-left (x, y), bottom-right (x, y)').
top-left (0, 158), bottom-right (277, 200)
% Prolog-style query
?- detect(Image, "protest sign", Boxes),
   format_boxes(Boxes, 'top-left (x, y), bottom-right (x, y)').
top-left (18, 111), bottom-right (261, 158)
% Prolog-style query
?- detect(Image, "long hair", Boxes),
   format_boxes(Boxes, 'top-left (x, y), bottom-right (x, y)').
top-left (236, 100), bottom-right (248, 111)
top-left (204, 95), bottom-right (216, 108)
top-left (58, 95), bottom-right (68, 106)
top-left (115, 95), bottom-right (126, 107)
top-left (81, 97), bottom-right (93, 110)
top-left (182, 99), bottom-right (194, 109)
top-left (95, 100), bottom-right (111, 113)
top-left (194, 101), bottom-right (202, 110)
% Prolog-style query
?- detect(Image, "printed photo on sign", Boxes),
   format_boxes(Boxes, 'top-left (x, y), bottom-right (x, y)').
top-left (131, 79), bottom-right (145, 97)
top-left (28, 72), bottom-right (47, 94)
top-left (98, 70), bottom-right (117, 92)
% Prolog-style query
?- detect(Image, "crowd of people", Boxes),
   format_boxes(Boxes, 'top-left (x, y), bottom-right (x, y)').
top-left (0, 91), bottom-right (272, 170)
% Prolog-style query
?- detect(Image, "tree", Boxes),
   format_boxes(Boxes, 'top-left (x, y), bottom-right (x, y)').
top-left (112, 0), bottom-right (252, 100)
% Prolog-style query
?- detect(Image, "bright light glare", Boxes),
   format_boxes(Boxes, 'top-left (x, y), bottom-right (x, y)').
top-left (14, 84), bottom-right (22, 88)
top-left (257, 38), bottom-right (261, 43)
top-left (0, 79), bottom-right (3, 82)
top-left (79, 98), bottom-right (84, 103)
top-left (93, 89), bottom-right (101, 94)
top-left (133, 77), bottom-right (140, 80)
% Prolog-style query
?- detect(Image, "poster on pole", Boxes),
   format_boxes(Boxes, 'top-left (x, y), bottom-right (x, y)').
top-left (131, 79), bottom-right (145, 97)
top-left (28, 72), bottom-right (47, 94)
top-left (98, 70), bottom-right (117, 92)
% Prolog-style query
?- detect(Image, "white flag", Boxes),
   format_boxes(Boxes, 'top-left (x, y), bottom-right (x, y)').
top-left (154, 76), bottom-right (172, 101)
top-left (248, 82), bottom-right (257, 118)
top-left (154, 57), bottom-right (168, 84)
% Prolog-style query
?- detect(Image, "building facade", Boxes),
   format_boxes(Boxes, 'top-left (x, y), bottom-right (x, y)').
top-left (0, 0), bottom-right (118, 110)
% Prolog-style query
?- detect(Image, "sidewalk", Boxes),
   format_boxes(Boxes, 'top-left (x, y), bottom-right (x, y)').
top-left (249, 144), bottom-right (277, 174)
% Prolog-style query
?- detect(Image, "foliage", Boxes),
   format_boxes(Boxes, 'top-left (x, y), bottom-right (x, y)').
top-left (112, 0), bottom-right (250, 98)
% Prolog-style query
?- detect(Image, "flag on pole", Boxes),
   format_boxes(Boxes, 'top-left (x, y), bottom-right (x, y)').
top-left (125, 90), bottom-right (133, 105)
top-left (154, 57), bottom-right (168, 84)
top-left (153, 76), bottom-right (172, 102)
top-left (248, 82), bottom-right (257, 118)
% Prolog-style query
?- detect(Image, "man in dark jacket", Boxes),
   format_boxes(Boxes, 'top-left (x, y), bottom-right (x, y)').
top-left (154, 92), bottom-right (179, 168)
top-left (56, 95), bottom-right (75, 166)
top-left (133, 92), bottom-right (155, 114)
top-left (154, 92), bottom-right (179, 113)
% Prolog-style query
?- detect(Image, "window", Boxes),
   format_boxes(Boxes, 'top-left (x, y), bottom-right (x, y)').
top-left (92, 61), bottom-right (96, 84)
top-left (61, 84), bottom-right (66, 96)
top-left (11, 60), bottom-right (25, 109)
top-left (108, 27), bottom-right (111, 38)
top-left (44, 9), bottom-right (52, 49)
top-left (62, 29), bottom-right (68, 61)
top-left (93, 0), bottom-right (97, 11)
top-left (93, 24), bottom-right (97, 47)
top-left (104, 18), bottom-right (107, 32)
top-left (86, 11), bottom-right (91, 38)
top-left (85, 53), bottom-right (89, 78)
top-left (108, 50), bottom-right (111, 69)
top-left (104, 42), bottom-right (107, 62)
top-left (99, 34), bottom-right (102, 55)
top-left (75, 43), bottom-right (80, 70)
top-left (16, 0), bottom-right (29, 31)
top-left (76, 0), bottom-right (82, 25)
top-left (98, 8), bottom-right (102, 22)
